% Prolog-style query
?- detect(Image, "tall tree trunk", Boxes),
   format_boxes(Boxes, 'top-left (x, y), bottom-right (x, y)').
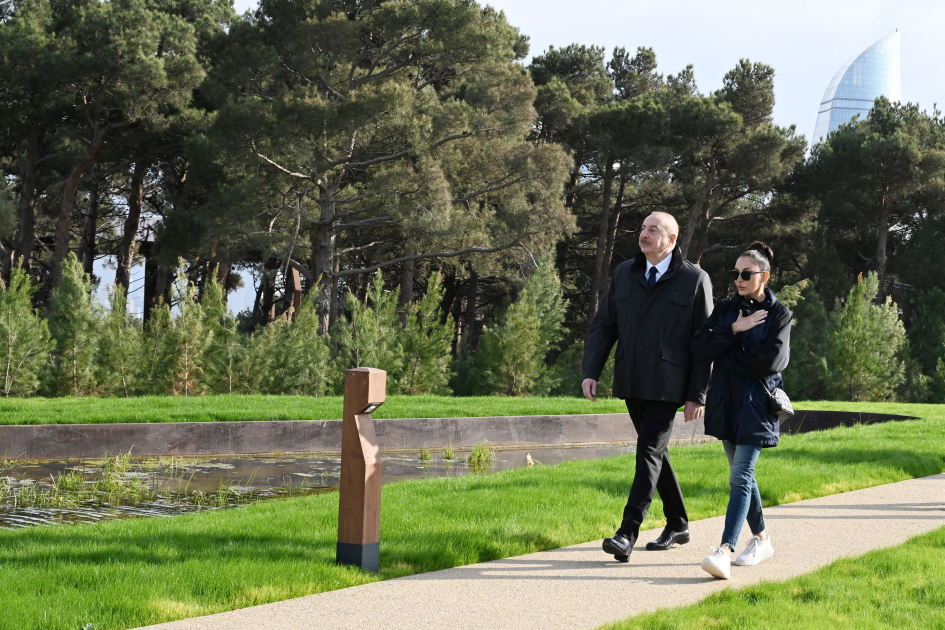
top-left (463, 269), bottom-right (479, 352)
top-left (586, 160), bottom-right (614, 332)
top-left (564, 154), bottom-right (582, 211)
top-left (77, 175), bottom-right (100, 278)
top-left (328, 255), bottom-right (340, 331)
top-left (312, 186), bottom-right (337, 334)
top-left (691, 201), bottom-right (714, 266)
top-left (876, 194), bottom-right (889, 302)
top-left (398, 236), bottom-right (417, 325)
top-left (600, 171), bottom-right (627, 302)
top-left (143, 168), bottom-right (190, 322)
top-left (53, 123), bottom-right (114, 287)
top-left (286, 266), bottom-right (302, 319)
top-left (0, 242), bottom-right (13, 286)
top-left (439, 269), bottom-right (457, 325)
top-left (680, 189), bottom-right (707, 259)
top-left (14, 123), bottom-right (44, 272)
top-left (115, 162), bottom-right (147, 291)
top-left (144, 262), bottom-right (172, 322)
top-left (215, 261), bottom-right (230, 286)
top-left (451, 281), bottom-right (464, 354)
top-left (256, 257), bottom-right (279, 325)
top-left (679, 162), bottom-right (717, 259)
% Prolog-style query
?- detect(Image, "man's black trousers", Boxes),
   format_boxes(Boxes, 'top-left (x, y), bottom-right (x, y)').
top-left (617, 398), bottom-right (689, 540)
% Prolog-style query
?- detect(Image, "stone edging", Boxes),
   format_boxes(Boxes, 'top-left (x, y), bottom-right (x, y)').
top-left (0, 409), bottom-right (916, 460)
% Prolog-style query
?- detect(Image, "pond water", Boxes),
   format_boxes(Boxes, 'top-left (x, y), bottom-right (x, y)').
top-left (1, 443), bottom-right (640, 530)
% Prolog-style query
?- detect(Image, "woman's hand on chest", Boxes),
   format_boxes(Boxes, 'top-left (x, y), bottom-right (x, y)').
top-left (731, 308), bottom-right (767, 334)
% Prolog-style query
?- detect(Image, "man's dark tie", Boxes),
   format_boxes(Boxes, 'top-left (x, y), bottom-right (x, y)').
top-left (647, 266), bottom-right (658, 289)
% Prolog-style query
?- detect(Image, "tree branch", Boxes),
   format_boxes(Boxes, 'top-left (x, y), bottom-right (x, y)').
top-left (252, 142), bottom-right (312, 180)
top-left (452, 176), bottom-right (525, 204)
top-left (333, 242), bottom-right (521, 278)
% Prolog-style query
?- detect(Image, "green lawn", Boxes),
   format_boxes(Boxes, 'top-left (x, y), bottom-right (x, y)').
top-left (0, 394), bottom-right (631, 425)
top-left (2, 404), bottom-right (944, 630)
top-left (603, 525), bottom-right (945, 630)
top-left (0, 395), bottom-right (927, 426)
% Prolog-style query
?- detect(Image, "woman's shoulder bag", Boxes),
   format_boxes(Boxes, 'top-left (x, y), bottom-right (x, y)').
top-left (762, 382), bottom-right (794, 423)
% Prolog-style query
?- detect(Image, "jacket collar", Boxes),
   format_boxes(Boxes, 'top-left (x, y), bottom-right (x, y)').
top-left (633, 245), bottom-right (684, 276)
top-left (738, 286), bottom-right (777, 309)
top-left (631, 245), bottom-right (683, 288)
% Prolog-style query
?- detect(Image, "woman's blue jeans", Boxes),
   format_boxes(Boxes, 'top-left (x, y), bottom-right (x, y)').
top-left (721, 441), bottom-right (766, 550)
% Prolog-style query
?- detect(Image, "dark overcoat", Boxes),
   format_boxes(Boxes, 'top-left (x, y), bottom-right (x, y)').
top-left (583, 247), bottom-right (714, 404)
top-left (691, 288), bottom-right (792, 447)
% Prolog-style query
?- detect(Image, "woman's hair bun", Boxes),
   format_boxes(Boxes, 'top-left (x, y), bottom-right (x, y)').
top-left (747, 241), bottom-right (774, 265)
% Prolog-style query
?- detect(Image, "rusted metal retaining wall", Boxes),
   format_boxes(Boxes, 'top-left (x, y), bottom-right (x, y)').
top-left (0, 409), bottom-right (916, 460)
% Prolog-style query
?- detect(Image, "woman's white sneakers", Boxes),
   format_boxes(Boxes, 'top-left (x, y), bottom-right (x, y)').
top-left (701, 536), bottom-right (773, 579)
top-left (735, 535), bottom-right (774, 566)
top-left (701, 547), bottom-right (731, 579)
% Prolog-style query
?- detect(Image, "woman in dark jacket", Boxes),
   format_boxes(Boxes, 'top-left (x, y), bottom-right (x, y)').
top-left (691, 242), bottom-right (791, 580)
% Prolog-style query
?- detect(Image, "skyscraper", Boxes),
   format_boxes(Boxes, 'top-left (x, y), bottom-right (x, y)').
top-left (812, 32), bottom-right (902, 143)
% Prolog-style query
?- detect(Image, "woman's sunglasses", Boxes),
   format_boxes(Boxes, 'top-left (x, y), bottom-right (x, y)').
top-left (730, 270), bottom-right (766, 282)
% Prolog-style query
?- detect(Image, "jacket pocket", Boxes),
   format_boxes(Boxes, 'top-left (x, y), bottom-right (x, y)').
top-left (661, 346), bottom-right (690, 365)
top-left (667, 291), bottom-right (694, 306)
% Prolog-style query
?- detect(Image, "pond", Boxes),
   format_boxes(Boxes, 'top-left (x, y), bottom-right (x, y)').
top-left (1, 442), bottom-right (639, 530)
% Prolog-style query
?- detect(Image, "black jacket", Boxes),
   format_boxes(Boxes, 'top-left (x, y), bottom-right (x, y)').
top-left (583, 247), bottom-right (714, 404)
top-left (691, 288), bottom-right (792, 447)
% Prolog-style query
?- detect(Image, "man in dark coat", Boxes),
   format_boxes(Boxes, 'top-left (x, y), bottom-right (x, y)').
top-left (583, 212), bottom-right (713, 562)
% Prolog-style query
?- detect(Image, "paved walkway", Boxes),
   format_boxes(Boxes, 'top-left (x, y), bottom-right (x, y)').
top-left (140, 474), bottom-right (945, 630)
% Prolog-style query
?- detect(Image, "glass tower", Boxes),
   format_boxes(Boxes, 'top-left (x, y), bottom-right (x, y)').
top-left (812, 32), bottom-right (902, 142)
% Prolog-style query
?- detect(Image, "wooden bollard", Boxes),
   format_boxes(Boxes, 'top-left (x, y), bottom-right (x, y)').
top-left (336, 367), bottom-right (386, 572)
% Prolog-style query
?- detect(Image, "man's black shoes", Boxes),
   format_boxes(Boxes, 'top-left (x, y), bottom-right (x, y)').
top-left (645, 528), bottom-right (690, 551)
top-left (602, 533), bottom-right (634, 562)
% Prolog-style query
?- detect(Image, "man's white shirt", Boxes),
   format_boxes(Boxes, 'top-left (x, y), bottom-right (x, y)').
top-left (645, 253), bottom-right (672, 284)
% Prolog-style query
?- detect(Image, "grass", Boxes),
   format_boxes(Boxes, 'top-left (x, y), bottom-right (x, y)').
top-left (602, 525), bottom-right (945, 630)
top-left (1, 403), bottom-right (944, 630)
top-left (0, 394), bottom-right (631, 425)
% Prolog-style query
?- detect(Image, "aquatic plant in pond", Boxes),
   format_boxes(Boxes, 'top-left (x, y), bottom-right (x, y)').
top-left (466, 441), bottom-right (496, 471)
top-left (0, 452), bottom-right (324, 528)
top-left (419, 444), bottom-right (431, 462)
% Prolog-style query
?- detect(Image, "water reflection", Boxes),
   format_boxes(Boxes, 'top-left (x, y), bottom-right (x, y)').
top-left (1, 443), bottom-right (637, 530)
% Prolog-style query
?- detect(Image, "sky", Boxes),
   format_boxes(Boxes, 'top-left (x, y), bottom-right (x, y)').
top-left (231, 0), bottom-right (945, 145)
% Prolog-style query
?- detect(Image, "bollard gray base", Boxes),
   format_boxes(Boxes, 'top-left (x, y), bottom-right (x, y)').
top-left (336, 542), bottom-right (379, 573)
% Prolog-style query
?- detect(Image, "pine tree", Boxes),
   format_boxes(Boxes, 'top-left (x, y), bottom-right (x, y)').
top-left (331, 272), bottom-right (404, 389)
top-left (202, 273), bottom-right (244, 394)
top-left (263, 297), bottom-right (332, 395)
top-left (47, 254), bottom-right (100, 395)
top-left (931, 358), bottom-right (945, 403)
top-left (528, 258), bottom-right (568, 356)
top-left (142, 301), bottom-right (175, 395)
top-left (827, 273), bottom-right (906, 401)
top-left (168, 264), bottom-right (212, 396)
top-left (97, 284), bottom-right (144, 397)
top-left (474, 291), bottom-right (543, 396)
top-left (237, 323), bottom-right (276, 394)
top-left (399, 272), bottom-right (456, 395)
top-left (469, 259), bottom-right (568, 396)
top-left (781, 285), bottom-right (829, 401)
top-left (907, 287), bottom-right (945, 376)
top-left (0, 266), bottom-right (53, 397)
top-left (141, 263), bottom-right (213, 396)
top-left (897, 340), bottom-right (932, 403)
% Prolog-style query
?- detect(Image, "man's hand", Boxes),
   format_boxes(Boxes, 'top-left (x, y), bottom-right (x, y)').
top-left (683, 400), bottom-right (704, 422)
top-left (582, 378), bottom-right (598, 402)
